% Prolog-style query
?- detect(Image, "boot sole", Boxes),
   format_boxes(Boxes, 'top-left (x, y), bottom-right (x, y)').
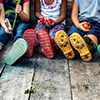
top-left (70, 33), bottom-right (92, 62)
top-left (23, 29), bottom-right (36, 58)
top-left (5, 38), bottom-right (28, 65)
top-left (37, 30), bottom-right (55, 59)
top-left (55, 30), bottom-right (75, 59)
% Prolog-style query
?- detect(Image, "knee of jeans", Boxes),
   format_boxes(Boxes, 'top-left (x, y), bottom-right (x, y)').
top-left (0, 27), bottom-right (5, 34)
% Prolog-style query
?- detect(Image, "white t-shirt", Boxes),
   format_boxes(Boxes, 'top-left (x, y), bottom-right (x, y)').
top-left (75, 0), bottom-right (100, 23)
top-left (39, 0), bottom-right (65, 25)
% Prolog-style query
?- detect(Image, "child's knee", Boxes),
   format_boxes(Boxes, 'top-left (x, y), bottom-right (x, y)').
top-left (84, 35), bottom-right (98, 48)
top-left (86, 34), bottom-right (98, 46)
top-left (0, 45), bottom-right (2, 51)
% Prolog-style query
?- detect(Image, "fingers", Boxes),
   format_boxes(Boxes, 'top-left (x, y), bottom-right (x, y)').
top-left (5, 19), bottom-right (12, 31)
top-left (5, 28), bottom-right (11, 34)
top-left (15, 3), bottom-right (22, 14)
top-left (81, 24), bottom-right (90, 32)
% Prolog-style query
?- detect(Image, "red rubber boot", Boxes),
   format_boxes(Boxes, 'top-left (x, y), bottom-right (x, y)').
top-left (37, 30), bottom-right (55, 59)
top-left (23, 29), bottom-right (36, 58)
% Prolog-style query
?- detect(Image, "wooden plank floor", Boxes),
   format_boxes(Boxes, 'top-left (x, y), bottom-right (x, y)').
top-left (0, 39), bottom-right (100, 100)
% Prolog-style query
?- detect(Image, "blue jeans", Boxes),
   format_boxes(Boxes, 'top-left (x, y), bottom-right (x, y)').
top-left (0, 22), bottom-right (30, 47)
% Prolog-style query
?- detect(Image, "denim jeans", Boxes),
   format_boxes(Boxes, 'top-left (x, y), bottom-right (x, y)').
top-left (0, 22), bottom-right (30, 47)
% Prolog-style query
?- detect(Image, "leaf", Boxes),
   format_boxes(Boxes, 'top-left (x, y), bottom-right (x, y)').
top-left (5, 10), bottom-right (15, 17)
top-left (12, 0), bottom-right (20, 4)
top-left (24, 87), bottom-right (36, 94)
top-left (24, 90), bottom-right (29, 94)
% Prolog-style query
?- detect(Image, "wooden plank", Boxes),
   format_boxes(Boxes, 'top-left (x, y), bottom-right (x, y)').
top-left (0, 39), bottom-right (13, 75)
top-left (69, 52), bottom-right (100, 100)
top-left (0, 38), bottom-right (38, 100)
top-left (0, 56), bottom-right (36, 100)
top-left (30, 50), bottom-right (71, 100)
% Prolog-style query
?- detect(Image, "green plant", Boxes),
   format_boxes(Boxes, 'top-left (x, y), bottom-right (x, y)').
top-left (5, 0), bottom-right (21, 30)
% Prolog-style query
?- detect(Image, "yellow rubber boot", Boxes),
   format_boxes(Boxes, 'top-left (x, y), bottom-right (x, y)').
top-left (55, 30), bottom-right (75, 59)
top-left (70, 33), bottom-right (92, 62)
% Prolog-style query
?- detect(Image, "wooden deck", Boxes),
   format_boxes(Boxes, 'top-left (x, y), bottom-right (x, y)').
top-left (0, 38), bottom-right (100, 100)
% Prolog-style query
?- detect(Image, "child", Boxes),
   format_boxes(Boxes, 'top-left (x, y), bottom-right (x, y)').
top-left (0, 0), bottom-right (30, 65)
top-left (55, 0), bottom-right (100, 62)
top-left (23, 0), bottom-right (67, 59)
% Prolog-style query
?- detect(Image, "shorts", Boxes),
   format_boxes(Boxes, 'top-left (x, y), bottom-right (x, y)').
top-left (67, 19), bottom-right (100, 43)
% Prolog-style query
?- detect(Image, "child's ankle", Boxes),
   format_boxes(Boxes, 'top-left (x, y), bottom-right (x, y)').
top-left (0, 45), bottom-right (2, 51)
top-left (83, 35), bottom-right (97, 54)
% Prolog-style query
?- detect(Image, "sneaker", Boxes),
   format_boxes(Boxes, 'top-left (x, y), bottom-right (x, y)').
top-left (23, 29), bottom-right (36, 58)
top-left (97, 44), bottom-right (100, 53)
top-left (5, 38), bottom-right (28, 65)
top-left (37, 30), bottom-right (55, 59)
top-left (55, 30), bottom-right (75, 59)
top-left (70, 33), bottom-right (92, 62)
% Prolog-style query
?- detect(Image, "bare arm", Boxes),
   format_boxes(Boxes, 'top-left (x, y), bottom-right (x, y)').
top-left (35, 0), bottom-right (44, 19)
top-left (16, 2), bottom-right (30, 22)
top-left (71, 0), bottom-right (79, 28)
top-left (0, 3), bottom-right (12, 34)
top-left (35, 0), bottom-right (48, 26)
top-left (0, 3), bottom-right (7, 31)
top-left (0, 3), bottom-right (5, 18)
top-left (71, 0), bottom-right (90, 32)
top-left (54, 0), bottom-right (67, 25)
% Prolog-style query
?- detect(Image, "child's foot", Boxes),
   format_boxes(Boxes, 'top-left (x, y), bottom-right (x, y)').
top-left (70, 33), bottom-right (92, 62)
top-left (97, 44), bottom-right (100, 53)
top-left (37, 30), bottom-right (55, 59)
top-left (55, 30), bottom-right (75, 59)
top-left (23, 29), bottom-right (36, 58)
top-left (5, 38), bottom-right (28, 65)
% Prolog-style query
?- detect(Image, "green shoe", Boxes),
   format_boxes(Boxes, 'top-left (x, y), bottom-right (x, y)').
top-left (5, 38), bottom-right (28, 65)
top-left (97, 44), bottom-right (100, 53)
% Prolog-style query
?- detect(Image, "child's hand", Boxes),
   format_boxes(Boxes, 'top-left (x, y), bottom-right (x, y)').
top-left (4, 19), bottom-right (12, 34)
top-left (48, 19), bottom-right (55, 26)
top-left (78, 22), bottom-right (90, 32)
top-left (4, 27), bottom-right (12, 34)
top-left (45, 19), bottom-right (55, 27)
top-left (15, 3), bottom-right (22, 14)
top-left (39, 16), bottom-right (47, 24)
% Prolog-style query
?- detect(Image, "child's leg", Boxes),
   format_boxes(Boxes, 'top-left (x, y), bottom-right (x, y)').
top-left (70, 33), bottom-right (92, 62)
top-left (49, 23), bottom-right (65, 41)
top-left (0, 26), bottom-right (9, 50)
top-left (35, 22), bottom-right (49, 46)
top-left (23, 29), bottom-right (36, 58)
top-left (5, 38), bottom-right (28, 65)
top-left (50, 23), bottom-right (75, 59)
top-left (55, 30), bottom-right (75, 59)
top-left (84, 35), bottom-right (97, 53)
top-left (0, 45), bottom-right (2, 50)
top-left (13, 22), bottom-right (30, 42)
top-left (8, 22), bottom-right (30, 60)
top-left (37, 30), bottom-right (55, 59)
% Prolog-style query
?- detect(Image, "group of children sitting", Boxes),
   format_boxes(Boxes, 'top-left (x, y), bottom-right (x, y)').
top-left (0, 0), bottom-right (100, 65)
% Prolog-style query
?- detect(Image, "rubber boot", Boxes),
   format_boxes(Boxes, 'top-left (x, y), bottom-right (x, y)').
top-left (55, 30), bottom-right (75, 59)
top-left (70, 33), bottom-right (97, 62)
